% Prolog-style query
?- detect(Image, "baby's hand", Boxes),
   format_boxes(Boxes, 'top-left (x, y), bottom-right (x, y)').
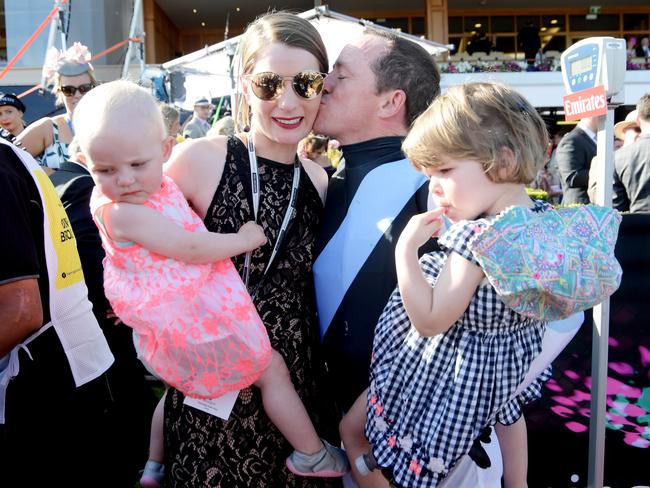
top-left (238, 221), bottom-right (267, 251)
top-left (398, 208), bottom-right (446, 250)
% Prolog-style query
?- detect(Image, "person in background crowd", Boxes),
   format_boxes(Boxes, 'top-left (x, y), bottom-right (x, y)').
top-left (466, 31), bottom-right (492, 56)
top-left (163, 12), bottom-right (341, 487)
top-left (182, 97), bottom-right (213, 139)
top-left (518, 20), bottom-right (541, 65)
top-left (300, 133), bottom-right (335, 178)
top-left (159, 103), bottom-right (181, 143)
top-left (207, 114), bottom-right (236, 137)
top-left (634, 36), bottom-right (650, 57)
top-left (0, 138), bottom-right (115, 486)
top-left (554, 116), bottom-right (599, 204)
top-left (588, 109), bottom-right (641, 203)
top-left (16, 42), bottom-right (97, 170)
top-left (311, 27), bottom-right (441, 486)
top-left (613, 93), bottom-right (650, 212)
top-left (48, 138), bottom-right (158, 486)
top-left (0, 93), bottom-right (26, 138)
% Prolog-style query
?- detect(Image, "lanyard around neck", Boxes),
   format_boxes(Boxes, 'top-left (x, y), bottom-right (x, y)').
top-left (242, 136), bottom-right (301, 287)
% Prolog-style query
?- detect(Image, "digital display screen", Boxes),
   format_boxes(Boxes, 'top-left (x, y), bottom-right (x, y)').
top-left (570, 56), bottom-right (593, 77)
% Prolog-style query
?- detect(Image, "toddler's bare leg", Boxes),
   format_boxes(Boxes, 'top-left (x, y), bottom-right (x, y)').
top-left (254, 350), bottom-right (323, 454)
top-left (495, 416), bottom-right (529, 488)
top-left (340, 390), bottom-right (389, 488)
top-left (148, 392), bottom-right (166, 463)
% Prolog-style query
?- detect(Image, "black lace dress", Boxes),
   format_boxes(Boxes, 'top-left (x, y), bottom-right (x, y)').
top-left (164, 137), bottom-right (341, 488)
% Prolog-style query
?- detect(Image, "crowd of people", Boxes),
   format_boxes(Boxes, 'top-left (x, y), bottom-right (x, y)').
top-left (0, 10), bottom-right (633, 488)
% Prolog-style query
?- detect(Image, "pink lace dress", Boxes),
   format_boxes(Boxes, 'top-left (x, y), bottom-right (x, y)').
top-left (90, 175), bottom-right (272, 399)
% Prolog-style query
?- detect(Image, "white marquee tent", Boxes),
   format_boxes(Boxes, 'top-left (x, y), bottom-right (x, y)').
top-left (161, 6), bottom-right (450, 111)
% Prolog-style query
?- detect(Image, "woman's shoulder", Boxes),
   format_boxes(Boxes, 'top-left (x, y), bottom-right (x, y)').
top-left (15, 117), bottom-right (55, 156)
top-left (164, 135), bottom-right (230, 216)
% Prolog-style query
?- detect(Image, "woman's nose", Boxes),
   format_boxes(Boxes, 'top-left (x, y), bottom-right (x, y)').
top-left (277, 81), bottom-right (299, 109)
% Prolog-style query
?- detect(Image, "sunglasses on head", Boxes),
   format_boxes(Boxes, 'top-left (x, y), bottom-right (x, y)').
top-left (246, 70), bottom-right (327, 101)
top-left (60, 83), bottom-right (96, 97)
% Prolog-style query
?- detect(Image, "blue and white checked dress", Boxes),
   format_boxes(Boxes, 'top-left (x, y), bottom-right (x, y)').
top-left (365, 210), bottom-right (550, 487)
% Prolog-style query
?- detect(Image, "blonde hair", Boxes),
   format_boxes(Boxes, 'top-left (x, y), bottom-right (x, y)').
top-left (74, 80), bottom-right (165, 154)
top-left (235, 11), bottom-right (328, 131)
top-left (209, 115), bottom-right (235, 137)
top-left (159, 102), bottom-right (180, 136)
top-left (403, 82), bottom-right (548, 184)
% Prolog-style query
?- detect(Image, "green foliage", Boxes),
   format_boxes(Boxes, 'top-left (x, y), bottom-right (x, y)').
top-left (526, 187), bottom-right (549, 201)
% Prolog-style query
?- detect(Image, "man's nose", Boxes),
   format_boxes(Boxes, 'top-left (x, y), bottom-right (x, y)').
top-left (322, 73), bottom-right (334, 94)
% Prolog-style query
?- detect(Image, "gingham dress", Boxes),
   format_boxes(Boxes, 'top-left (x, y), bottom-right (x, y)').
top-left (365, 203), bottom-right (550, 487)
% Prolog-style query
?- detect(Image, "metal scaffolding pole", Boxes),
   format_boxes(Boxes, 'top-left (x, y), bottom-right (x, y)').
top-left (122, 0), bottom-right (144, 79)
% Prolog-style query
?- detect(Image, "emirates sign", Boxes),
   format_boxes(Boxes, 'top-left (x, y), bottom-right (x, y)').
top-left (563, 85), bottom-right (608, 121)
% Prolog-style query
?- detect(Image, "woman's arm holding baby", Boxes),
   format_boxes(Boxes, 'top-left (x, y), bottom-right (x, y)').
top-left (103, 203), bottom-right (266, 264)
top-left (396, 209), bottom-right (483, 337)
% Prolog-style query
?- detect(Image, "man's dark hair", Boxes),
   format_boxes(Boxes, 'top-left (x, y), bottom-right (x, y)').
top-left (637, 92), bottom-right (650, 123)
top-left (363, 27), bottom-right (441, 127)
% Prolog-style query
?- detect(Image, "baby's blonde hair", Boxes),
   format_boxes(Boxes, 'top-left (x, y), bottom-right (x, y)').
top-left (403, 82), bottom-right (548, 184)
top-left (74, 80), bottom-right (165, 154)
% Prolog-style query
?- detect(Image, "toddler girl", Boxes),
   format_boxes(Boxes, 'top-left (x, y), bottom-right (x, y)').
top-left (342, 82), bottom-right (620, 488)
top-left (73, 80), bottom-right (349, 487)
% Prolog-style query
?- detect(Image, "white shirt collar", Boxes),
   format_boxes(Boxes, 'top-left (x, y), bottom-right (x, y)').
top-left (578, 120), bottom-right (597, 142)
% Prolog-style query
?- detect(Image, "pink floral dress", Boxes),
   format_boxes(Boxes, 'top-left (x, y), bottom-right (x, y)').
top-left (90, 175), bottom-right (272, 399)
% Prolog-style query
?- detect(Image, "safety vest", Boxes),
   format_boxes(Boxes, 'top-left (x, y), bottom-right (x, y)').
top-left (0, 140), bottom-right (114, 423)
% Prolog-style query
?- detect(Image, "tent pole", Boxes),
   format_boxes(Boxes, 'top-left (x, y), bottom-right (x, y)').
top-left (122, 0), bottom-right (143, 79)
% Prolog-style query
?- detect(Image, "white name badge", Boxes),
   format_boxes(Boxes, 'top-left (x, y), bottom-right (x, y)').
top-left (183, 389), bottom-right (240, 420)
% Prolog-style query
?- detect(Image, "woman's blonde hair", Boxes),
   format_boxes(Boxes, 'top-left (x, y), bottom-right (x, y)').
top-left (235, 11), bottom-right (328, 131)
top-left (403, 82), bottom-right (549, 184)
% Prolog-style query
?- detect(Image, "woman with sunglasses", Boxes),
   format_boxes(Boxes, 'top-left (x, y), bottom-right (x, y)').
top-left (16, 42), bottom-right (97, 171)
top-left (164, 12), bottom-right (341, 488)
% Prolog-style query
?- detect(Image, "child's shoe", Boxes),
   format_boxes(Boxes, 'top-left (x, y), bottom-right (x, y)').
top-left (354, 450), bottom-right (378, 476)
top-left (285, 439), bottom-right (350, 477)
top-left (140, 459), bottom-right (165, 488)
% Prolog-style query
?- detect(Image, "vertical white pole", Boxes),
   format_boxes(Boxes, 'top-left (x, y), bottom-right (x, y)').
top-left (58, 0), bottom-right (68, 50)
top-left (40, 0), bottom-right (62, 90)
top-left (122, 0), bottom-right (143, 79)
top-left (587, 107), bottom-right (614, 488)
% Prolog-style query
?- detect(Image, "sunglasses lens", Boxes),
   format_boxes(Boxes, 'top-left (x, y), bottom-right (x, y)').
top-left (293, 71), bottom-right (324, 99)
top-left (61, 84), bottom-right (95, 96)
top-left (251, 72), bottom-right (282, 101)
top-left (78, 83), bottom-right (94, 94)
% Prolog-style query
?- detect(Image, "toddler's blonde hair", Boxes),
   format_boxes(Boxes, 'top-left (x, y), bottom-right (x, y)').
top-left (74, 80), bottom-right (165, 154)
top-left (403, 82), bottom-right (548, 184)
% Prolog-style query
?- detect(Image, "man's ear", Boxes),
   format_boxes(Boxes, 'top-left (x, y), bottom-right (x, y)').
top-left (378, 89), bottom-right (407, 120)
top-left (77, 153), bottom-right (87, 165)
